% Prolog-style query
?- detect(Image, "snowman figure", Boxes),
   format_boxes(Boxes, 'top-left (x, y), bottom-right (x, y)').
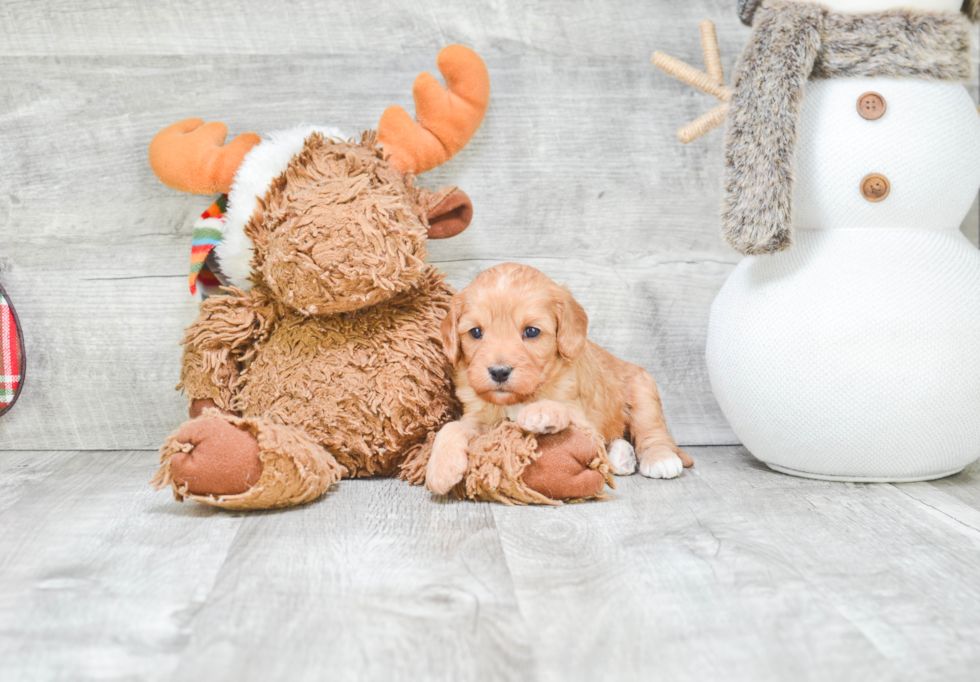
top-left (655, 0), bottom-right (980, 481)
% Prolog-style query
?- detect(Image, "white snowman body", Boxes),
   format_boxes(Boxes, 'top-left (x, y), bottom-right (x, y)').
top-left (706, 2), bottom-right (980, 481)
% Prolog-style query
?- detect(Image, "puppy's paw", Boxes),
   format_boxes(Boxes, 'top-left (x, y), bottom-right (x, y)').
top-left (607, 439), bottom-right (637, 476)
top-left (638, 449), bottom-right (684, 480)
top-left (516, 401), bottom-right (572, 435)
top-left (425, 444), bottom-right (468, 495)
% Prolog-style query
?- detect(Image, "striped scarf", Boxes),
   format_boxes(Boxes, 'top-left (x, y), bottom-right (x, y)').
top-left (190, 194), bottom-right (227, 296)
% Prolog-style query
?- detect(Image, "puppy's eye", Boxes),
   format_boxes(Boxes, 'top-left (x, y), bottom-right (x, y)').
top-left (523, 327), bottom-right (540, 339)
top-left (469, 327), bottom-right (483, 340)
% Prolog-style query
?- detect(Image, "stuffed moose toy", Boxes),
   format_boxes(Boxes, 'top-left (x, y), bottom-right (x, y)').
top-left (149, 45), bottom-right (612, 509)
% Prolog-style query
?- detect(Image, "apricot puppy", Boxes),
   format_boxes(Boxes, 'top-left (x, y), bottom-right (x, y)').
top-left (425, 263), bottom-right (692, 494)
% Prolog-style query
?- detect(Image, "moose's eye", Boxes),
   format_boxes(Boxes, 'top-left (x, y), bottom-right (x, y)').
top-left (469, 327), bottom-right (483, 340)
top-left (523, 327), bottom-right (540, 339)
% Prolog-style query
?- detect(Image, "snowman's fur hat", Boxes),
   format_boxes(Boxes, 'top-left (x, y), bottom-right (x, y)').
top-left (738, 0), bottom-right (763, 24)
top-left (739, 0), bottom-right (979, 25)
top-left (723, 0), bottom-right (972, 254)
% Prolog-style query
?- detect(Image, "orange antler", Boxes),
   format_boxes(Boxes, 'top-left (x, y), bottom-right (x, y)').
top-left (652, 20), bottom-right (731, 144)
top-left (378, 44), bottom-right (491, 175)
top-left (148, 119), bottom-right (261, 194)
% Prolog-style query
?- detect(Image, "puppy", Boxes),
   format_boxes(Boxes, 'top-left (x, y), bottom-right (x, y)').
top-left (425, 263), bottom-right (693, 495)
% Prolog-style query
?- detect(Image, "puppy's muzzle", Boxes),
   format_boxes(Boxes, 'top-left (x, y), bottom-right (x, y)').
top-left (488, 364), bottom-right (513, 384)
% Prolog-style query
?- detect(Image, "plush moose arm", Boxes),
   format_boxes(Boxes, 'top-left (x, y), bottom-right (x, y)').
top-left (178, 287), bottom-right (275, 412)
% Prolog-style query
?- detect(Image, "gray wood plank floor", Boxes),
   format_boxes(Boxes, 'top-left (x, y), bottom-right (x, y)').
top-left (4, 447), bottom-right (980, 681)
top-left (2, 1), bottom-right (980, 679)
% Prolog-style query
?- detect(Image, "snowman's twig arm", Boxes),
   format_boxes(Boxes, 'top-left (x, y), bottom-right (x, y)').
top-left (700, 19), bottom-right (724, 83)
top-left (679, 104), bottom-right (729, 145)
top-left (651, 52), bottom-right (730, 102)
top-left (651, 20), bottom-right (731, 143)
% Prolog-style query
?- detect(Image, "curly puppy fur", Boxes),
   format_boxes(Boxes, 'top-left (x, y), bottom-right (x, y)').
top-left (723, 0), bottom-right (972, 255)
top-left (424, 263), bottom-right (691, 496)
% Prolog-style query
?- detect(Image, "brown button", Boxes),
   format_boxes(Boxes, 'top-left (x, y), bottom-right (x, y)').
top-left (857, 92), bottom-right (886, 120)
top-left (860, 173), bottom-right (890, 202)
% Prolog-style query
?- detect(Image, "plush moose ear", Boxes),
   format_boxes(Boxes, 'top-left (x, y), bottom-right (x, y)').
top-left (378, 44), bottom-right (490, 175)
top-left (556, 287), bottom-right (588, 361)
top-left (426, 189), bottom-right (473, 239)
top-left (440, 293), bottom-right (465, 367)
top-left (149, 118), bottom-right (261, 195)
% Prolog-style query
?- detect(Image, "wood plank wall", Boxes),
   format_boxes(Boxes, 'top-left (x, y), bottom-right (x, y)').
top-left (0, 0), bottom-right (976, 451)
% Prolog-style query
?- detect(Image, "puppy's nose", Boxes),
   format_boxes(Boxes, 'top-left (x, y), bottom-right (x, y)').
top-left (488, 364), bottom-right (513, 384)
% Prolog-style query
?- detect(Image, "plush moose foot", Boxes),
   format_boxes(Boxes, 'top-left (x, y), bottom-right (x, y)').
top-left (522, 428), bottom-right (608, 500)
top-left (153, 411), bottom-right (345, 510)
top-left (404, 421), bottom-right (612, 505)
top-left (188, 398), bottom-right (237, 420)
top-left (167, 416), bottom-right (264, 496)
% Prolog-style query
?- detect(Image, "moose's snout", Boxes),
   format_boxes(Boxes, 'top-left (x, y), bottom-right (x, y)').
top-left (488, 364), bottom-right (513, 384)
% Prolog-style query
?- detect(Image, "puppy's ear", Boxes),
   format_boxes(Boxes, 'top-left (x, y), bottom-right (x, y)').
top-left (441, 293), bottom-right (464, 366)
top-left (556, 286), bottom-right (588, 361)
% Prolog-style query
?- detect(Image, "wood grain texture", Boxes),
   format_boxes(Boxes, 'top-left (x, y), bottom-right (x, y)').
top-left (0, 1), bottom-right (975, 453)
top-left (2, 3), bottom-right (980, 680)
top-left (3, 447), bottom-right (980, 680)
top-left (0, 450), bottom-right (66, 514)
top-left (170, 480), bottom-right (533, 682)
top-left (0, 49), bottom-right (744, 450)
top-left (0, 451), bottom-right (245, 681)
top-left (0, 0), bottom-right (747, 57)
top-left (492, 448), bottom-right (980, 682)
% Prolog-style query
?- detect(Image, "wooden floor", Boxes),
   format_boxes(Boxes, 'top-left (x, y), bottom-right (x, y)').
top-left (2, 1), bottom-right (980, 679)
top-left (4, 448), bottom-right (980, 680)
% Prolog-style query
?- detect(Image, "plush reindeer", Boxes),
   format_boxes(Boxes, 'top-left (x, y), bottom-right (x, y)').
top-left (148, 46), bottom-right (610, 509)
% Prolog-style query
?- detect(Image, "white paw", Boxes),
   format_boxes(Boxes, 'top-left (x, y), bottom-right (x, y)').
top-left (516, 402), bottom-right (571, 434)
top-left (639, 455), bottom-right (684, 480)
top-left (607, 439), bottom-right (636, 476)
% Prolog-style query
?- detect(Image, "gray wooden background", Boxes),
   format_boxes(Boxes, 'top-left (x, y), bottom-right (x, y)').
top-left (0, 1), bottom-right (976, 452)
top-left (4, 3), bottom-right (980, 681)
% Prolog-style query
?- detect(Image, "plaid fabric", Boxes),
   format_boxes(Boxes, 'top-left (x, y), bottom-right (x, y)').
top-left (190, 194), bottom-right (227, 296)
top-left (0, 287), bottom-right (23, 415)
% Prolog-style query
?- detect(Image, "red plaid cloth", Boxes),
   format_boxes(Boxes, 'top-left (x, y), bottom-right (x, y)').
top-left (0, 286), bottom-right (24, 415)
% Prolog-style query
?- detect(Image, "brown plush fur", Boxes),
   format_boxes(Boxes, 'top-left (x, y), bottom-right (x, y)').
top-left (723, 1), bottom-right (971, 255)
top-left (249, 133), bottom-right (432, 316)
top-left (156, 133), bottom-right (609, 509)
top-left (157, 134), bottom-right (463, 506)
top-left (424, 263), bottom-right (690, 497)
top-left (232, 268), bottom-right (458, 478)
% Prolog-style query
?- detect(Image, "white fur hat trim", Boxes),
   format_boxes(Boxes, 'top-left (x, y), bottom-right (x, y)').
top-left (214, 125), bottom-right (348, 290)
